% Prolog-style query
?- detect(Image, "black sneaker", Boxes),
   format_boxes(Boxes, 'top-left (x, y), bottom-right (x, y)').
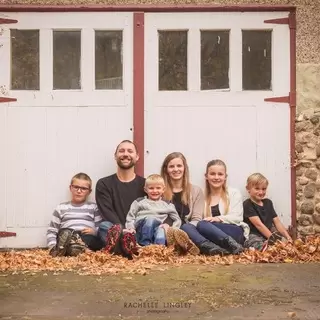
top-left (222, 236), bottom-right (244, 255)
top-left (199, 240), bottom-right (229, 256)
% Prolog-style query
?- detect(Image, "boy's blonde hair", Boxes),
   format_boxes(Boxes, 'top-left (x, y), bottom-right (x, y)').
top-left (70, 172), bottom-right (92, 190)
top-left (246, 173), bottom-right (269, 189)
top-left (145, 174), bottom-right (165, 187)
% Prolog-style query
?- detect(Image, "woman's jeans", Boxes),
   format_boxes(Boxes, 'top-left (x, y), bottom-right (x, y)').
top-left (197, 221), bottom-right (245, 245)
top-left (181, 223), bottom-right (207, 246)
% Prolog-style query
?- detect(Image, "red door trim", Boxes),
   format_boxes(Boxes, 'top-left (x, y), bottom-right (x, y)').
top-left (0, 5), bottom-right (295, 12)
top-left (0, 97), bottom-right (17, 103)
top-left (0, 231), bottom-right (16, 237)
top-left (0, 17), bottom-right (18, 24)
top-left (133, 12), bottom-right (145, 177)
top-left (289, 11), bottom-right (297, 238)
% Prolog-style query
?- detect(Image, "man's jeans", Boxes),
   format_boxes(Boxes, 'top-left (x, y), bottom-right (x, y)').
top-left (97, 221), bottom-right (115, 246)
top-left (135, 217), bottom-right (166, 246)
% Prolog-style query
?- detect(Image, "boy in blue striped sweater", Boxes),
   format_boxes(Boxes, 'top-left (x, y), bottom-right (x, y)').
top-left (47, 172), bottom-right (103, 257)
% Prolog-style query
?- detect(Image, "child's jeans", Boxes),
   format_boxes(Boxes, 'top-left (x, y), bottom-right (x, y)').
top-left (135, 217), bottom-right (166, 246)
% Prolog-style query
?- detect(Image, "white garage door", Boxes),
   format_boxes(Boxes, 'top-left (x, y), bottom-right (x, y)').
top-left (144, 12), bottom-right (291, 225)
top-left (0, 12), bottom-right (133, 247)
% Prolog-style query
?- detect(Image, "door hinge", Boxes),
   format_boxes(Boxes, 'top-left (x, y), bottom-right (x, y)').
top-left (264, 17), bottom-right (289, 25)
top-left (0, 97), bottom-right (17, 103)
top-left (0, 231), bottom-right (16, 238)
top-left (264, 13), bottom-right (296, 30)
top-left (0, 18), bottom-right (18, 24)
top-left (264, 92), bottom-right (296, 108)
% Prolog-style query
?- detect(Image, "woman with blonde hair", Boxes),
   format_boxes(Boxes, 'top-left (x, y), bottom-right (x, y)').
top-left (161, 152), bottom-right (223, 255)
top-left (196, 159), bottom-right (249, 255)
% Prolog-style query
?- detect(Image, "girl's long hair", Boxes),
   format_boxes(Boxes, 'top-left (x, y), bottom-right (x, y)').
top-left (205, 159), bottom-right (229, 217)
top-left (160, 152), bottom-right (191, 205)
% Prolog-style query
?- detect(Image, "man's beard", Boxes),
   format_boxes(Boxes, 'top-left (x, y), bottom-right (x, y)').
top-left (116, 157), bottom-right (135, 169)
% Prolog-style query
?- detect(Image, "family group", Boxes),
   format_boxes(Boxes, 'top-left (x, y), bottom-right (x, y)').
top-left (47, 140), bottom-right (292, 259)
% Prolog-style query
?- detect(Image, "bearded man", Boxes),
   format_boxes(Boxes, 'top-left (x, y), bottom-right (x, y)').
top-left (96, 140), bottom-right (145, 258)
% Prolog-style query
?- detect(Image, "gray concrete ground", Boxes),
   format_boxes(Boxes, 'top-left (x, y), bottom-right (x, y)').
top-left (1, 264), bottom-right (320, 320)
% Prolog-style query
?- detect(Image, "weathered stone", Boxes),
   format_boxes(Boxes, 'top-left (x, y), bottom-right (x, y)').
top-left (296, 153), bottom-right (304, 160)
top-left (316, 160), bottom-right (320, 170)
top-left (310, 115), bottom-right (320, 125)
top-left (297, 192), bottom-right (304, 201)
top-left (305, 169), bottom-right (318, 181)
top-left (314, 226), bottom-right (320, 234)
top-left (299, 160), bottom-right (314, 168)
top-left (316, 180), bottom-right (320, 191)
top-left (296, 121), bottom-right (311, 132)
top-left (295, 143), bottom-right (304, 153)
top-left (296, 132), bottom-right (313, 144)
top-left (316, 203), bottom-right (320, 214)
top-left (296, 183), bottom-right (303, 192)
top-left (307, 143), bottom-right (316, 149)
top-left (303, 109), bottom-right (315, 120)
top-left (298, 177), bottom-right (309, 185)
top-left (314, 127), bottom-right (320, 136)
top-left (296, 166), bottom-right (305, 176)
top-left (298, 226), bottom-right (314, 236)
top-left (316, 145), bottom-right (320, 157)
top-left (304, 183), bottom-right (316, 198)
top-left (296, 114), bottom-right (304, 122)
top-left (313, 213), bottom-right (320, 225)
top-left (303, 148), bottom-right (317, 160)
top-left (300, 200), bottom-right (315, 215)
top-left (298, 214), bottom-right (313, 226)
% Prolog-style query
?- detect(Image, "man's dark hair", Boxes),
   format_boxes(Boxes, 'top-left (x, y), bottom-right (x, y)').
top-left (114, 140), bottom-right (138, 155)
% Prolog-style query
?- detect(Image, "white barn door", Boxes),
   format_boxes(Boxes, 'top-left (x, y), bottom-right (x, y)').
top-left (144, 12), bottom-right (291, 225)
top-left (0, 12), bottom-right (133, 248)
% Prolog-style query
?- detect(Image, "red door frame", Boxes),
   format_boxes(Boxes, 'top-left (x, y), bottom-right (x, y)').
top-left (0, 4), bottom-right (297, 237)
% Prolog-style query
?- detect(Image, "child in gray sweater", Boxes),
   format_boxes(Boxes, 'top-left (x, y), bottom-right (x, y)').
top-left (125, 174), bottom-right (181, 246)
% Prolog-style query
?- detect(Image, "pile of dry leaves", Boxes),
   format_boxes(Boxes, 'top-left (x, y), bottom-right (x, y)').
top-left (1, 236), bottom-right (320, 276)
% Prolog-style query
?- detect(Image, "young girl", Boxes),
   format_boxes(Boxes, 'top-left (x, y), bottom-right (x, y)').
top-left (243, 173), bottom-right (292, 250)
top-left (160, 152), bottom-right (212, 254)
top-left (196, 160), bottom-right (249, 255)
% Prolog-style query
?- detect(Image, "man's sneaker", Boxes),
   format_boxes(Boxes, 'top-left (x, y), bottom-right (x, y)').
top-left (121, 232), bottom-right (139, 260)
top-left (105, 224), bottom-right (122, 254)
top-left (173, 229), bottom-right (200, 256)
top-left (50, 228), bottom-right (73, 257)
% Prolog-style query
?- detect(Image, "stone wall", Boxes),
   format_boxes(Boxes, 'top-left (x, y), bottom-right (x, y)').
top-left (296, 109), bottom-right (320, 236)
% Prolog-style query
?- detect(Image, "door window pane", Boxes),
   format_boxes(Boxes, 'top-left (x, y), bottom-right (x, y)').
top-left (95, 31), bottom-right (123, 90)
top-left (53, 30), bottom-right (81, 90)
top-left (158, 30), bottom-right (188, 91)
top-left (201, 30), bottom-right (229, 90)
top-left (242, 30), bottom-right (272, 90)
top-left (11, 29), bottom-right (39, 90)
